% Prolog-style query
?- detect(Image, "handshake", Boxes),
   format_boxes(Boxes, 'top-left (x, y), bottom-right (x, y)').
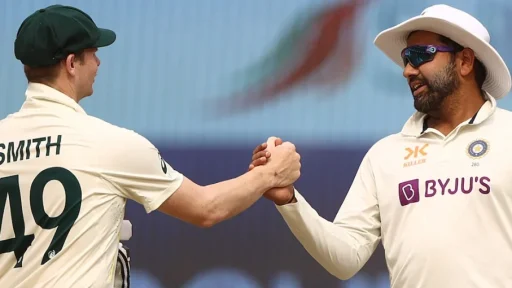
top-left (247, 136), bottom-right (301, 206)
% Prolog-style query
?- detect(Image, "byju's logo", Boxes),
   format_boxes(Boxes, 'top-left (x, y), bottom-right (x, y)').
top-left (398, 176), bottom-right (491, 207)
top-left (399, 179), bottom-right (420, 206)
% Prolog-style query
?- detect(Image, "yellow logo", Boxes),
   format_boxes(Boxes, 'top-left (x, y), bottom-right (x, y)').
top-left (403, 144), bottom-right (428, 167)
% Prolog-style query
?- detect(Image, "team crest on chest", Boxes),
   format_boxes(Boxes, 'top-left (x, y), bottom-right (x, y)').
top-left (466, 139), bottom-right (489, 159)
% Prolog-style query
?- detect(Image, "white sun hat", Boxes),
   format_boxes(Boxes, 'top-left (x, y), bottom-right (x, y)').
top-left (374, 4), bottom-right (511, 99)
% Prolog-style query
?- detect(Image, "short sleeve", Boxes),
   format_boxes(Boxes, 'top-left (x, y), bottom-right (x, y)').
top-left (97, 129), bottom-right (184, 213)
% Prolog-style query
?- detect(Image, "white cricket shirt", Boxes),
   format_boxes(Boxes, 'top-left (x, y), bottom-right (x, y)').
top-left (276, 93), bottom-right (512, 287)
top-left (0, 83), bottom-right (184, 287)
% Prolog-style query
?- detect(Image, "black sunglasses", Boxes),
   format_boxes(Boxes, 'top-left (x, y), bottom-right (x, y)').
top-left (401, 45), bottom-right (456, 68)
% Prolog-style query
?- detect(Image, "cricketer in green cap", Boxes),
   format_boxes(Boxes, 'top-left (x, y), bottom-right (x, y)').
top-left (14, 4), bottom-right (116, 101)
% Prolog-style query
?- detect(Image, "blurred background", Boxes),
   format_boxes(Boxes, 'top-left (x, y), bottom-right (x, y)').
top-left (2, 0), bottom-right (512, 287)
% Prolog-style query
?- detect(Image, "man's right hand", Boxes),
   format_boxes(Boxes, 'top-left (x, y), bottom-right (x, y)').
top-left (249, 137), bottom-right (299, 205)
top-left (257, 137), bottom-right (301, 189)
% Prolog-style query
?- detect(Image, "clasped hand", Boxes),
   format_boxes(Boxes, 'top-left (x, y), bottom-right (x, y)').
top-left (248, 137), bottom-right (300, 205)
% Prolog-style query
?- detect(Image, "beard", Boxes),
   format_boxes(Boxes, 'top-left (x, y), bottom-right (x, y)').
top-left (410, 59), bottom-right (460, 114)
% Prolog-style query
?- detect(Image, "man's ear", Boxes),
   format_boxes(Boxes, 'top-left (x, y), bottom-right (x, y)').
top-left (459, 48), bottom-right (476, 77)
top-left (64, 54), bottom-right (77, 76)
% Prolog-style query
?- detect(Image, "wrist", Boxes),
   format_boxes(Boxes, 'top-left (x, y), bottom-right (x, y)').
top-left (288, 193), bottom-right (297, 204)
top-left (253, 166), bottom-right (274, 191)
top-left (275, 187), bottom-right (297, 206)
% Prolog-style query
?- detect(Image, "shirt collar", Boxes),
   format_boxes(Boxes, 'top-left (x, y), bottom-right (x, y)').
top-left (22, 82), bottom-right (87, 115)
top-left (400, 91), bottom-right (497, 137)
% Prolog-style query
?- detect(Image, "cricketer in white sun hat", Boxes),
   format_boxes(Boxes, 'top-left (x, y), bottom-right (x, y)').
top-left (374, 4), bottom-right (511, 99)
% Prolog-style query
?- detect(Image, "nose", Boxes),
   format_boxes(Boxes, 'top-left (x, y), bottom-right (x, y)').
top-left (403, 63), bottom-right (419, 79)
top-left (95, 55), bottom-right (101, 66)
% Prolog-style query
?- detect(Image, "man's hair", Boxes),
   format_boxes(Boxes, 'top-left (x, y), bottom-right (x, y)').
top-left (23, 50), bottom-right (86, 84)
top-left (438, 35), bottom-right (487, 89)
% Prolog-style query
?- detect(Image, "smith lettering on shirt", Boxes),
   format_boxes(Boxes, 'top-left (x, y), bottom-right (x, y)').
top-left (0, 83), bottom-right (184, 288)
top-left (0, 135), bottom-right (62, 166)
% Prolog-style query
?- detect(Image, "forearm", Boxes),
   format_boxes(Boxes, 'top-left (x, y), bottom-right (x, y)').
top-left (202, 167), bottom-right (272, 226)
top-left (276, 191), bottom-right (379, 280)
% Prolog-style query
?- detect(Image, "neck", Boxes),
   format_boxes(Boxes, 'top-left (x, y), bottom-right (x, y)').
top-left (427, 88), bottom-right (485, 136)
top-left (35, 79), bottom-right (80, 103)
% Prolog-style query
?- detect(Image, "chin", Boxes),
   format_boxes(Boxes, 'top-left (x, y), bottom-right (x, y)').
top-left (79, 91), bottom-right (93, 101)
top-left (413, 102), bottom-right (428, 114)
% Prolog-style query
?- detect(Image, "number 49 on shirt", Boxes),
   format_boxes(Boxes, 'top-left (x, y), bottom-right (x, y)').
top-left (0, 167), bottom-right (82, 268)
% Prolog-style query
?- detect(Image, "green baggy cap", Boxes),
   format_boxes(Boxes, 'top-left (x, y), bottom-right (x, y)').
top-left (14, 5), bottom-right (116, 67)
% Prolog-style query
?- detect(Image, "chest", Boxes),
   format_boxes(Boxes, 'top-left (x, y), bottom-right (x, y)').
top-left (375, 134), bottom-right (512, 224)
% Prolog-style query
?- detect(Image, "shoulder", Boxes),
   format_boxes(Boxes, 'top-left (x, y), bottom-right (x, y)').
top-left (492, 106), bottom-right (512, 121)
top-left (360, 132), bottom-right (420, 174)
top-left (366, 133), bottom-right (404, 158)
top-left (479, 106), bottom-right (512, 136)
top-left (77, 115), bottom-right (158, 161)
top-left (82, 115), bottom-right (154, 147)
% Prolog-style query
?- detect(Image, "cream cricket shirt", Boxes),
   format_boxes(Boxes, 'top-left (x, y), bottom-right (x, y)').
top-left (277, 94), bottom-right (512, 288)
top-left (0, 83), bottom-right (184, 287)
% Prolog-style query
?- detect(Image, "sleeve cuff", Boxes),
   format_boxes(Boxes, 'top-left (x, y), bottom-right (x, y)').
top-left (275, 188), bottom-right (307, 213)
top-left (144, 173), bottom-right (184, 213)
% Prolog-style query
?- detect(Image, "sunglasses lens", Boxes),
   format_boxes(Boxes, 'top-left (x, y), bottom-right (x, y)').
top-left (401, 47), bottom-right (435, 67)
top-left (414, 52), bottom-right (434, 67)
